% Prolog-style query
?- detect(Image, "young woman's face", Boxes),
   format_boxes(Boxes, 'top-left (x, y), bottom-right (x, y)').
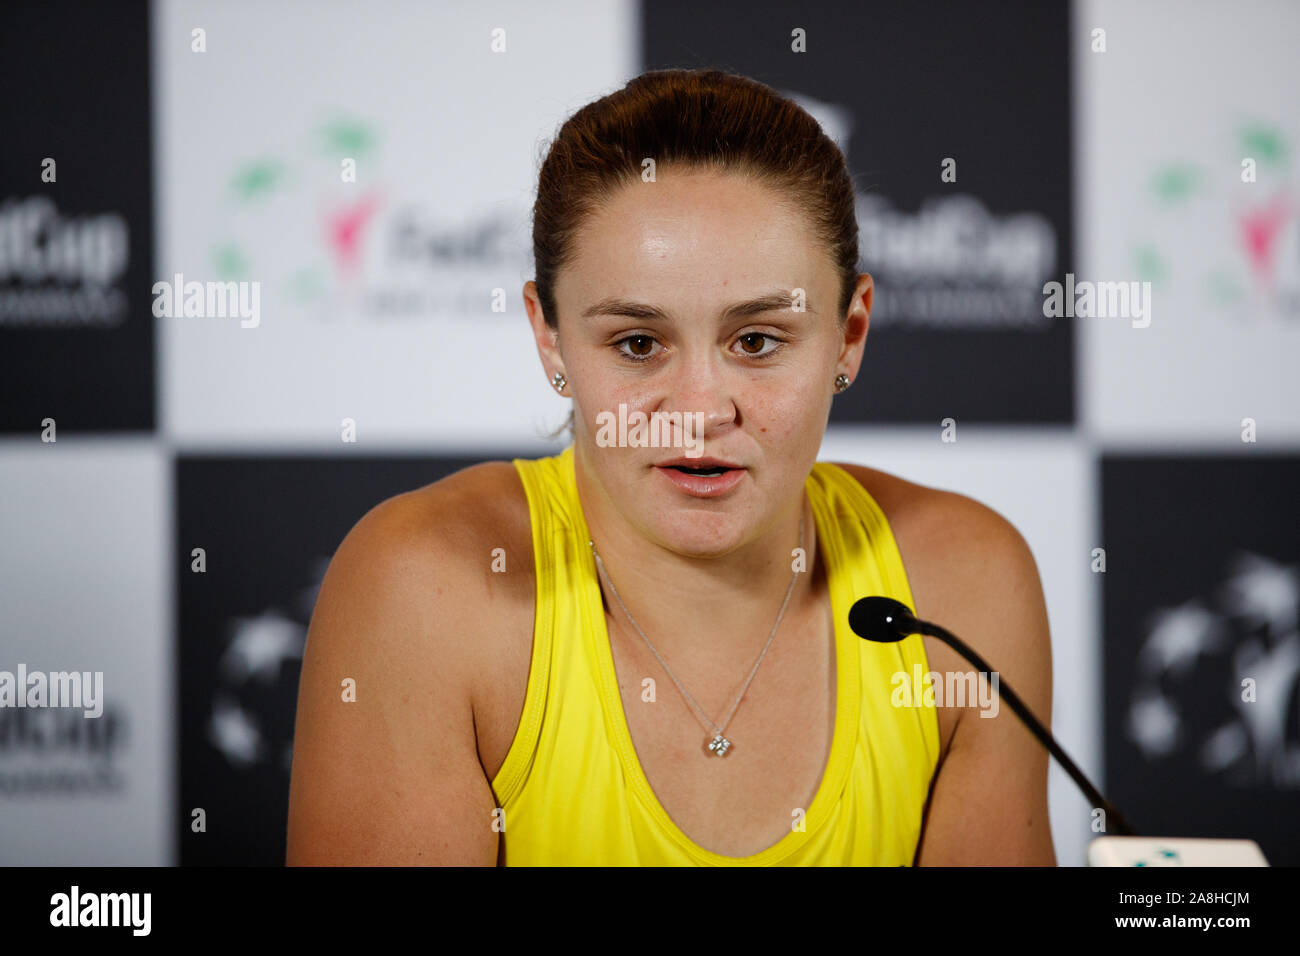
top-left (541, 166), bottom-right (869, 556)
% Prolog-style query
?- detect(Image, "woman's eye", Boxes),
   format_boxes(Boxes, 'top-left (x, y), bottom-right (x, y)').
top-left (614, 335), bottom-right (659, 361)
top-left (736, 333), bottom-right (781, 357)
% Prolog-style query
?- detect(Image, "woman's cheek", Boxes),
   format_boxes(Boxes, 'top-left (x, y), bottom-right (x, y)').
top-left (766, 393), bottom-right (820, 438)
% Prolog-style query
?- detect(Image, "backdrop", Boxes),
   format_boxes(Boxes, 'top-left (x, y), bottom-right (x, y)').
top-left (1, 0), bottom-right (1297, 866)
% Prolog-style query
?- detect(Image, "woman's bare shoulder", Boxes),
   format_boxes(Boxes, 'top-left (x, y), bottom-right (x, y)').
top-left (361, 460), bottom-right (529, 549)
top-left (383, 460), bottom-right (531, 547)
top-left (827, 460), bottom-right (1025, 558)
top-left (334, 460), bottom-right (535, 622)
top-left (825, 460), bottom-right (1040, 635)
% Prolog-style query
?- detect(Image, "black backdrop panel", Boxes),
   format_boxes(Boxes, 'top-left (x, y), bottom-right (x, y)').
top-left (1102, 455), bottom-right (1300, 866)
top-left (643, 0), bottom-right (1073, 424)
top-left (176, 453), bottom-right (516, 865)
top-left (0, 0), bottom-right (155, 432)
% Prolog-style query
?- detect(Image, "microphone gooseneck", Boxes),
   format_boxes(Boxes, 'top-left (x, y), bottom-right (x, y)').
top-left (850, 595), bottom-right (1137, 837)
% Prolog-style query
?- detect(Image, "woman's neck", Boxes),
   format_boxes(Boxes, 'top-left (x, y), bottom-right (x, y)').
top-left (574, 447), bottom-right (821, 665)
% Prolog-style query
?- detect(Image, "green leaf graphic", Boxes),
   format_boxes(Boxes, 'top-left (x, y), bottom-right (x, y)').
top-left (231, 160), bottom-right (285, 200)
top-left (1152, 164), bottom-right (1198, 203)
top-left (1134, 244), bottom-right (1164, 282)
top-left (321, 121), bottom-right (375, 155)
top-left (1240, 125), bottom-right (1286, 166)
top-left (213, 243), bottom-right (249, 279)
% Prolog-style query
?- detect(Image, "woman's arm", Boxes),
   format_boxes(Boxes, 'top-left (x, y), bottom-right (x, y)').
top-left (286, 492), bottom-right (499, 866)
top-left (910, 496), bottom-right (1057, 866)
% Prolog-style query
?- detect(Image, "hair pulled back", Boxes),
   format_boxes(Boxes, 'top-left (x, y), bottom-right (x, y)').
top-left (531, 68), bottom-right (860, 329)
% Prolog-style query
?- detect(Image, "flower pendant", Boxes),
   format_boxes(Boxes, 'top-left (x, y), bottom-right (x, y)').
top-left (706, 733), bottom-right (732, 757)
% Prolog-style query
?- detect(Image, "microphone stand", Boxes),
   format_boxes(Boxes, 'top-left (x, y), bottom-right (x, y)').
top-left (857, 598), bottom-right (1137, 836)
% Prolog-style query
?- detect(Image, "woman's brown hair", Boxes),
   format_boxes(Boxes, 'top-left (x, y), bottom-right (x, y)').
top-left (531, 68), bottom-right (861, 441)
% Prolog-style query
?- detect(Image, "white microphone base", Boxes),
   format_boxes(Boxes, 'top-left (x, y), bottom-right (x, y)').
top-left (1087, 836), bottom-right (1269, 866)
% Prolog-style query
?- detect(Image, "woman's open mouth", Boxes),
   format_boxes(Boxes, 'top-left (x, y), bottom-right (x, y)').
top-left (668, 464), bottom-right (733, 476)
top-left (654, 463), bottom-right (746, 497)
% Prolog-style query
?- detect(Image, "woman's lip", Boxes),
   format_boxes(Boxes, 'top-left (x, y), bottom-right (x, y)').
top-left (656, 459), bottom-right (741, 469)
top-left (653, 465), bottom-right (746, 498)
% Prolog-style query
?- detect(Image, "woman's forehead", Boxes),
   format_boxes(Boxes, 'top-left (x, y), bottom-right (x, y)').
top-left (563, 175), bottom-right (828, 302)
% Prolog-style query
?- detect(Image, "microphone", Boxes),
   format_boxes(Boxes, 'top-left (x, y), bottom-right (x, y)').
top-left (850, 595), bottom-right (1137, 837)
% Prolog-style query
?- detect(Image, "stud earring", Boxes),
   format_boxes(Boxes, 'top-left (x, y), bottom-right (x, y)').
top-left (552, 371), bottom-right (567, 392)
top-left (834, 374), bottom-right (851, 394)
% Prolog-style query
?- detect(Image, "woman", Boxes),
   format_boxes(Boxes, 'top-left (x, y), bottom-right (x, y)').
top-left (286, 69), bottom-right (1055, 866)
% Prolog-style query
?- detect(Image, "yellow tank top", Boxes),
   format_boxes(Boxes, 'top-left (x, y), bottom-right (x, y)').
top-left (493, 444), bottom-right (940, 865)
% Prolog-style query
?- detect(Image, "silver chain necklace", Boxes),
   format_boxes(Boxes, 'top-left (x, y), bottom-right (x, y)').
top-left (588, 508), bottom-right (805, 759)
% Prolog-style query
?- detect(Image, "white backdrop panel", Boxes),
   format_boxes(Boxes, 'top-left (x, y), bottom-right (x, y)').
top-left (1076, 0), bottom-right (1300, 444)
top-left (0, 442), bottom-right (171, 865)
top-left (156, 0), bottom-right (637, 448)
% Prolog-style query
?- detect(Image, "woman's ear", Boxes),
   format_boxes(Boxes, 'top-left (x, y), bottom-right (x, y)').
top-left (836, 273), bottom-right (872, 375)
top-left (523, 280), bottom-right (565, 380)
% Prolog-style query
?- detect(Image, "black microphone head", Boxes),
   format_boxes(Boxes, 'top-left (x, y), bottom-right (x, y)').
top-left (849, 596), bottom-right (918, 643)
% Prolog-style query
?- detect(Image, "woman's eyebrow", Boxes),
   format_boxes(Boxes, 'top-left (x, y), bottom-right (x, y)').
top-left (581, 290), bottom-right (813, 321)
